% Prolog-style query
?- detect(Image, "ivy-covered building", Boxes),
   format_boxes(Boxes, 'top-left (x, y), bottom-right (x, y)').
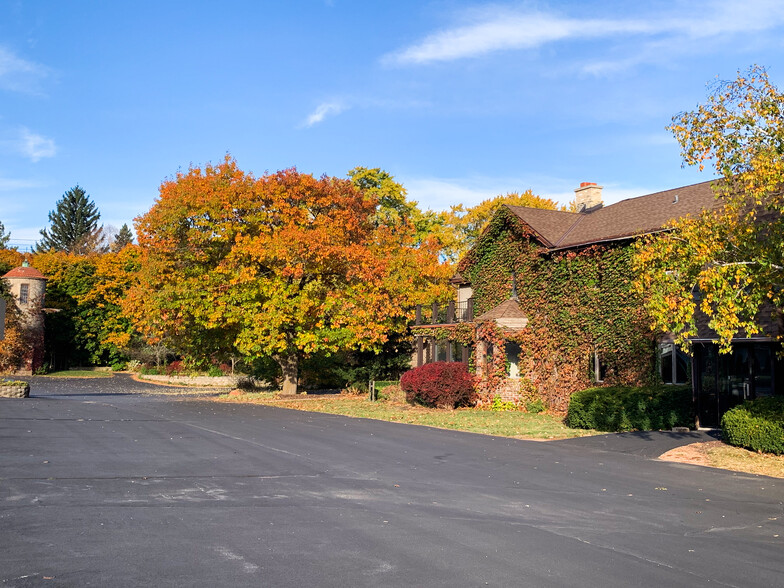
top-left (413, 180), bottom-right (783, 424)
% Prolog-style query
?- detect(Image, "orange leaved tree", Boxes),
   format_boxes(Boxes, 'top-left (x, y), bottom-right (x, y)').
top-left (131, 156), bottom-right (448, 393)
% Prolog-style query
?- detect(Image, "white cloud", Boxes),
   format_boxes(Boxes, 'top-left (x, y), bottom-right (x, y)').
top-left (385, 12), bottom-right (650, 65)
top-left (405, 175), bottom-right (546, 211)
top-left (0, 47), bottom-right (49, 93)
top-left (302, 101), bottom-right (348, 127)
top-left (403, 174), bottom-right (683, 212)
top-left (383, 1), bottom-right (784, 66)
top-left (18, 128), bottom-right (56, 162)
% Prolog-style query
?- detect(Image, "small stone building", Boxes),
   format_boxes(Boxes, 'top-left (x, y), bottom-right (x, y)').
top-left (2, 262), bottom-right (47, 374)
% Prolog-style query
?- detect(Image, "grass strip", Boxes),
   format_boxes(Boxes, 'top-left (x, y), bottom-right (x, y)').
top-left (218, 392), bottom-right (593, 440)
top-left (41, 370), bottom-right (113, 378)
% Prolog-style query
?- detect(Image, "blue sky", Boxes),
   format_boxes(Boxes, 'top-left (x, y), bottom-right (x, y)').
top-left (2, 0), bottom-right (784, 248)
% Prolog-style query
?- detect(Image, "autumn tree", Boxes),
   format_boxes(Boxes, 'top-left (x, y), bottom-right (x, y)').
top-left (444, 190), bottom-right (559, 261)
top-left (37, 185), bottom-right (106, 254)
top-left (31, 249), bottom-right (140, 368)
top-left (633, 65), bottom-right (784, 350)
top-left (131, 157), bottom-right (449, 394)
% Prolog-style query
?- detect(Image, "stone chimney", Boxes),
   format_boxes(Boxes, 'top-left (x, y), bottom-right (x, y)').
top-left (574, 182), bottom-right (603, 212)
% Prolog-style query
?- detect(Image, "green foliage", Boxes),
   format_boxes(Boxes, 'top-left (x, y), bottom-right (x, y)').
top-left (37, 186), bottom-right (104, 254)
top-left (491, 396), bottom-right (519, 411)
top-left (566, 385), bottom-right (694, 432)
top-left (0, 220), bottom-right (10, 248)
top-left (721, 397), bottom-right (784, 455)
top-left (35, 252), bottom-right (136, 369)
top-left (111, 223), bottom-right (134, 252)
top-left (331, 335), bottom-right (413, 391)
top-left (347, 167), bottom-right (417, 229)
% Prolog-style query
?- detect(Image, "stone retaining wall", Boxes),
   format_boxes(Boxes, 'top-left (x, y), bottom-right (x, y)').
top-left (138, 374), bottom-right (237, 387)
top-left (0, 381), bottom-right (30, 398)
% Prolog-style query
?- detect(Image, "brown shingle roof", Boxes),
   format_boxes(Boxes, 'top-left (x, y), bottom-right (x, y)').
top-left (3, 266), bottom-right (47, 280)
top-left (474, 297), bottom-right (528, 321)
top-left (505, 207), bottom-right (580, 247)
top-left (507, 180), bottom-right (721, 250)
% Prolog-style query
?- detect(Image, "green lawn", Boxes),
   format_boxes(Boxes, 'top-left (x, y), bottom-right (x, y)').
top-left (42, 370), bottom-right (113, 378)
top-left (218, 392), bottom-right (594, 440)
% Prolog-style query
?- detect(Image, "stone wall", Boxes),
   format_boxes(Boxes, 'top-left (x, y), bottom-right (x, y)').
top-left (138, 374), bottom-right (237, 387)
top-left (0, 381), bottom-right (30, 398)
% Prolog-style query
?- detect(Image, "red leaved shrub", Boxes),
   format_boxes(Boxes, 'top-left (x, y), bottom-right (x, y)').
top-left (165, 360), bottom-right (185, 375)
top-left (400, 362), bottom-right (476, 409)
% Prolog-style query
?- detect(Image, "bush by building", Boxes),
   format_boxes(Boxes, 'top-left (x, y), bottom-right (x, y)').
top-left (400, 362), bottom-right (476, 409)
top-left (566, 384), bottom-right (693, 432)
top-left (721, 397), bottom-right (784, 455)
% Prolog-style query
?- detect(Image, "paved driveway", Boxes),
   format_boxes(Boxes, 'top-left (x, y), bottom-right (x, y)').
top-left (2, 375), bottom-right (783, 587)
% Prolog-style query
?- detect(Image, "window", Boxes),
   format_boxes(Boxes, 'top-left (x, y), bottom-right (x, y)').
top-left (451, 342), bottom-right (465, 363)
top-left (591, 348), bottom-right (607, 383)
top-left (505, 342), bottom-right (521, 378)
top-left (19, 283), bottom-right (29, 305)
top-left (659, 343), bottom-right (690, 384)
top-left (436, 340), bottom-right (449, 362)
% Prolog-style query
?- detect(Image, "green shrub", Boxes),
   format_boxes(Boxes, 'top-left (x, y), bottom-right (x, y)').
top-left (721, 397), bottom-right (784, 455)
top-left (491, 396), bottom-right (519, 411)
top-left (566, 385), bottom-right (693, 432)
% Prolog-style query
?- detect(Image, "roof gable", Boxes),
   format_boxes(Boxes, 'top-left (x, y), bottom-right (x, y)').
top-left (474, 297), bottom-right (529, 330)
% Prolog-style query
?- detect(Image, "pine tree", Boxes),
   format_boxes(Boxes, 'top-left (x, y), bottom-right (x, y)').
top-left (37, 185), bottom-right (102, 253)
top-left (111, 223), bottom-right (134, 252)
top-left (0, 220), bottom-right (10, 249)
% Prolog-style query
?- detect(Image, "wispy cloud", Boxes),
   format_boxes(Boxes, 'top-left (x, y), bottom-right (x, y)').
top-left (302, 101), bottom-right (348, 127)
top-left (405, 175), bottom-right (544, 211)
top-left (0, 46), bottom-right (50, 93)
top-left (404, 174), bottom-right (686, 211)
top-left (383, 1), bottom-right (784, 67)
top-left (18, 128), bottom-right (56, 162)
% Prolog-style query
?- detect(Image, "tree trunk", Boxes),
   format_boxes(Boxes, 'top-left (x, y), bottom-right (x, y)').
top-left (277, 353), bottom-right (299, 395)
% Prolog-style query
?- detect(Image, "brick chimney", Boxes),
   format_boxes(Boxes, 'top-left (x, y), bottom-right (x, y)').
top-left (574, 182), bottom-right (603, 212)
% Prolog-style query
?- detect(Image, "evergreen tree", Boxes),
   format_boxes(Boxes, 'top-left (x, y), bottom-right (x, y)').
top-left (0, 220), bottom-right (10, 249)
top-left (37, 185), bottom-right (102, 253)
top-left (111, 223), bottom-right (134, 252)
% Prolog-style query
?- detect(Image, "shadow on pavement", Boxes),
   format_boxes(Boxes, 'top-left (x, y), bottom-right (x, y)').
top-left (551, 429), bottom-right (722, 458)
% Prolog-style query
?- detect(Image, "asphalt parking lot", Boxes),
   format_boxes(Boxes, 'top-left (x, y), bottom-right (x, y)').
top-left (2, 375), bottom-right (782, 587)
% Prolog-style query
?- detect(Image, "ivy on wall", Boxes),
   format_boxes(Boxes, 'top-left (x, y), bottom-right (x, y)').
top-left (457, 208), bottom-right (658, 412)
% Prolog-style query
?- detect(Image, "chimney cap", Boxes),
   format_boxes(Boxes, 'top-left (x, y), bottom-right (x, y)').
top-left (579, 182), bottom-right (597, 188)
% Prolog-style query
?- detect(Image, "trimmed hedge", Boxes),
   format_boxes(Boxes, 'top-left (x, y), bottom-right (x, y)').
top-left (721, 397), bottom-right (784, 455)
top-left (400, 362), bottom-right (476, 409)
top-left (566, 385), bottom-right (694, 432)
